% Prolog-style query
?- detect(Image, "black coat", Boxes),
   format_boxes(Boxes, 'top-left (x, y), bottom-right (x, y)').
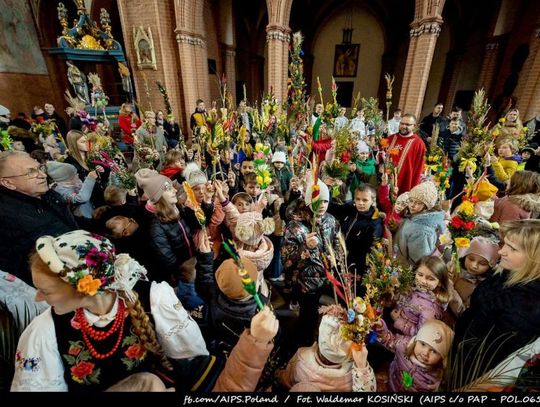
top-left (148, 216), bottom-right (195, 282)
top-left (0, 188), bottom-right (78, 285)
top-left (452, 271), bottom-right (540, 387)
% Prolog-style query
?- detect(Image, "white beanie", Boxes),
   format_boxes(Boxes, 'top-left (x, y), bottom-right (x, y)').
top-left (318, 314), bottom-right (352, 364)
top-left (409, 181), bottom-right (438, 210)
top-left (357, 140), bottom-right (370, 154)
top-left (407, 319), bottom-right (454, 367)
top-left (272, 151), bottom-right (287, 164)
top-left (183, 162), bottom-right (207, 186)
top-left (305, 178), bottom-right (330, 205)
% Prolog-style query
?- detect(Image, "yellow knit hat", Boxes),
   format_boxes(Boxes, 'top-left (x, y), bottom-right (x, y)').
top-left (474, 179), bottom-right (498, 201)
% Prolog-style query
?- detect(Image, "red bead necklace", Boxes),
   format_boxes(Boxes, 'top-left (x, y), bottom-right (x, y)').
top-left (75, 300), bottom-right (126, 360)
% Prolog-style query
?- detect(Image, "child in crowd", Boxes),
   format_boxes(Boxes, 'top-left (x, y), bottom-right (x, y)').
top-left (272, 151), bottom-right (292, 194)
top-left (491, 170), bottom-right (540, 223)
top-left (211, 257), bottom-right (262, 354)
top-left (490, 138), bottom-right (520, 185)
top-left (47, 161), bottom-right (100, 219)
top-left (375, 318), bottom-right (454, 392)
top-left (277, 312), bottom-right (376, 392)
top-left (443, 119), bottom-right (464, 162)
top-left (330, 184), bottom-right (383, 277)
top-left (349, 140), bottom-right (377, 194)
top-left (160, 149), bottom-right (185, 182)
top-left (518, 145), bottom-right (537, 171)
top-left (449, 236), bottom-right (500, 317)
top-left (394, 181), bottom-right (446, 266)
top-left (391, 256), bottom-right (450, 337)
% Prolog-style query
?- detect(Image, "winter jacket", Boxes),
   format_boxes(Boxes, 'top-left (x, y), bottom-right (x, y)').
top-left (452, 271), bottom-right (540, 387)
top-left (148, 217), bottom-right (195, 283)
top-left (0, 188), bottom-right (78, 285)
top-left (273, 166), bottom-right (292, 195)
top-left (442, 130), bottom-right (463, 161)
top-left (492, 156), bottom-right (519, 183)
top-left (277, 343), bottom-right (376, 392)
top-left (330, 204), bottom-right (383, 275)
top-left (395, 211), bottom-right (446, 267)
top-left (211, 293), bottom-right (258, 353)
top-left (490, 194), bottom-right (540, 223)
top-left (238, 236), bottom-right (273, 298)
top-left (53, 176), bottom-right (96, 219)
top-left (212, 329), bottom-right (274, 392)
top-left (376, 319), bottom-right (444, 392)
top-left (393, 290), bottom-right (445, 337)
top-left (282, 214), bottom-right (340, 294)
top-left (449, 270), bottom-right (490, 317)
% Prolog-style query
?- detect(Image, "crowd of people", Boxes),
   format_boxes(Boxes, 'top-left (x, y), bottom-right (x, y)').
top-left (0, 92), bottom-right (539, 393)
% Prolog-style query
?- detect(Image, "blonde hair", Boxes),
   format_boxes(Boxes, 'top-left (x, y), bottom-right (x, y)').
top-left (104, 185), bottom-right (128, 206)
top-left (153, 195), bottom-right (179, 223)
top-left (66, 130), bottom-right (89, 170)
top-left (499, 219), bottom-right (540, 286)
top-left (29, 252), bottom-right (172, 371)
top-left (417, 256), bottom-right (450, 303)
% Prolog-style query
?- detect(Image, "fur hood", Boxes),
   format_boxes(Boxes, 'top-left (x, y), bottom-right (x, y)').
top-left (509, 193), bottom-right (540, 212)
top-left (408, 210), bottom-right (446, 229)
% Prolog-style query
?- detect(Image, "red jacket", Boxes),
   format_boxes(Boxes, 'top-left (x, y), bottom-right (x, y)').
top-left (119, 113), bottom-right (142, 144)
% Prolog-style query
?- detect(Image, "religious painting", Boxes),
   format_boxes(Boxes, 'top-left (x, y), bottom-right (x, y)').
top-left (333, 44), bottom-right (360, 78)
top-left (133, 26), bottom-right (157, 70)
top-left (0, 0), bottom-right (48, 74)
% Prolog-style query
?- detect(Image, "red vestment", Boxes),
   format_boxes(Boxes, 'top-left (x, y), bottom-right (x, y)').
top-left (387, 132), bottom-right (426, 193)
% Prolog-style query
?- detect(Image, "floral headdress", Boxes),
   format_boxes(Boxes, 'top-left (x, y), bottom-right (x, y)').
top-left (36, 230), bottom-right (147, 302)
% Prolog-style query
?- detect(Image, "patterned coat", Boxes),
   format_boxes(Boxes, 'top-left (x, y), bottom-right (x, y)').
top-left (282, 214), bottom-right (340, 294)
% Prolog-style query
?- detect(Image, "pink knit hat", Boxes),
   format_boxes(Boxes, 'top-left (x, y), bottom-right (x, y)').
top-left (235, 211), bottom-right (275, 247)
top-left (135, 168), bottom-right (172, 203)
top-left (459, 236), bottom-right (500, 268)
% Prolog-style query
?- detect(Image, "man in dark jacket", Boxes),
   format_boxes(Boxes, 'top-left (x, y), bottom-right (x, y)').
top-left (0, 151), bottom-right (78, 285)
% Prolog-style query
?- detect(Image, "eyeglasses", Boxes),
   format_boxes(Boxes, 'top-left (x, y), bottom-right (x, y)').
top-left (121, 218), bottom-right (137, 237)
top-left (1, 165), bottom-right (47, 179)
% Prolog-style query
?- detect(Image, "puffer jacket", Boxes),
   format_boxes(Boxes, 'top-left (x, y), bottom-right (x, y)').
top-left (393, 289), bottom-right (445, 336)
top-left (395, 210), bottom-right (446, 267)
top-left (148, 217), bottom-right (194, 282)
top-left (282, 213), bottom-right (340, 294)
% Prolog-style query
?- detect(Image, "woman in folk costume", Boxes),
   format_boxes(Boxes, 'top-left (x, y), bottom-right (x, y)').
top-left (11, 230), bottom-right (279, 392)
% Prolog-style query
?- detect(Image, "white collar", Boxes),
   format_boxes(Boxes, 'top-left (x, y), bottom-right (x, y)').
top-left (83, 296), bottom-right (120, 328)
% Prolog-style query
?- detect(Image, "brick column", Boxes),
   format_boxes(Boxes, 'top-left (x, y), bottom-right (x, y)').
top-left (515, 28), bottom-right (540, 120)
top-left (223, 45), bottom-right (237, 106)
top-left (476, 40), bottom-right (501, 95)
top-left (176, 31), bottom-right (207, 135)
top-left (117, 0), bottom-right (182, 116)
top-left (266, 25), bottom-right (290, 104)
top-left (398, 18), bottom-right (443, 118)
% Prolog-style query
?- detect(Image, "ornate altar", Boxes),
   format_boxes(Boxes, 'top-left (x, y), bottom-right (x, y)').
top-left (48, 0), bottom-right (134, 122)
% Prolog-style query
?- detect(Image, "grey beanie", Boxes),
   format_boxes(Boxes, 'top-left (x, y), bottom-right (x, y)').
top-left (46, 161), bottom-right (78, 182)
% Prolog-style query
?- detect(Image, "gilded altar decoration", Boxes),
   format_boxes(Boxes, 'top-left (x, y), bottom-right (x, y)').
top-left (56, 1), bottom-right (119, 51)
top-left (133, 27), bottom-right (158, 70)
